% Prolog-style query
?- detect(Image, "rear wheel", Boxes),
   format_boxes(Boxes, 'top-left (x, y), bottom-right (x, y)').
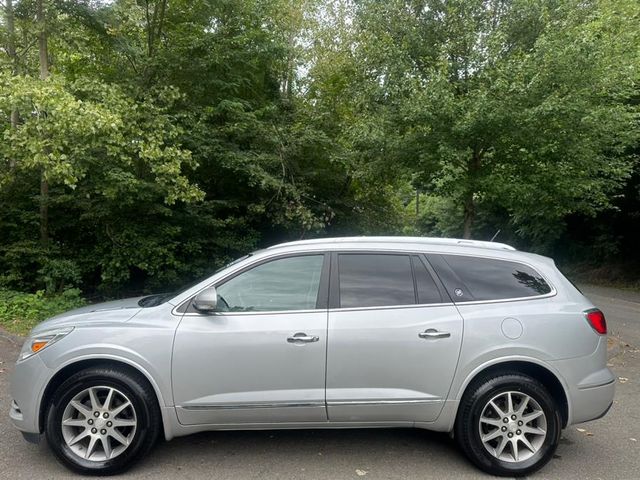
top-left (45, 366), bottom-right (161, 475)
top-left (455, 373), bottom-right (561, 477)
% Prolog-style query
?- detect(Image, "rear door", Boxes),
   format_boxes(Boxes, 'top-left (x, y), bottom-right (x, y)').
top-left (326, 252), bottom-right (464, 422)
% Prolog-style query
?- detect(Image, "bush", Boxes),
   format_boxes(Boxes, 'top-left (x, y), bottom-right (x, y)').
top-left (38, 258), bottom-right (82, 295)
top-left (0, 289), bottom-right (86, 336)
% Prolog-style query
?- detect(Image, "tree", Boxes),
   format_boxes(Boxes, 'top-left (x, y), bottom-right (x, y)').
top-left (321, 0), bottom-right (640, 242)
top-left (36, 0), bottom-right (51, 246)
top-left (1, 0), bottom-right (639, 297)
top-left (1, 0), bottom-right (365, 294)
top-left (5, 0), bottom-right (19, 131)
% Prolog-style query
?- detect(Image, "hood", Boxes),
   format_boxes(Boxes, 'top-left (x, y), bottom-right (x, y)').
top-left (30, 297), bottom-right (145, 335)
top-left (51, 297), bottom-right (145, 318)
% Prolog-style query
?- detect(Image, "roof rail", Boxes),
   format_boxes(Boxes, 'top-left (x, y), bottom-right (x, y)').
top-left (268, 236), bottom-right (516, 252)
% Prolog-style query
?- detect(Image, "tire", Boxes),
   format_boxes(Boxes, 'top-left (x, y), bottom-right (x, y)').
top-left (454, 372), bottom-right (561, 477)
top-left (45, 366), bottom-right (161, 475)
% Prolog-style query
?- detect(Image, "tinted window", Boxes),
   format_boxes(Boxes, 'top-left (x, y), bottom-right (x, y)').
top-left (216, 255), bottom-right (324, 311)
top-left (441, 255), bottom-right (552, 301)
top-left (412, 256), bottom-right (442, 304)
top-left (339, 254), bottom-right (415, 308)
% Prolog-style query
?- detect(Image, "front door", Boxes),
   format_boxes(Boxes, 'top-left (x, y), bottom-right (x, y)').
top-left (326, 252), bottom-right (463, 422)
top-left (172, 253), bottom-right (329, 425)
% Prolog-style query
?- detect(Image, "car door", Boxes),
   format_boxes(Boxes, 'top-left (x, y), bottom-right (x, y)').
top-left (326, 252), bottom-right (463, 422)
top-left (172, 253), bottom-right (329, 425)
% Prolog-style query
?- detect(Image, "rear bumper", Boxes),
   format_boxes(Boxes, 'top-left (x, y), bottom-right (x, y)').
top-left (549, 336), bottom-right (615, 425)
top-left (570, 377), bottom-right (615, 424)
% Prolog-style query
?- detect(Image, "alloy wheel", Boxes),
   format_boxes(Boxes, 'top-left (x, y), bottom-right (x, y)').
top-left (478, 391), bottom-right (548, 463)
top-left (60, 386), bottom-right (137, 461)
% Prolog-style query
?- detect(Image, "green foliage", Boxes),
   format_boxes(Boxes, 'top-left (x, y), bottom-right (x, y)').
top-left (38, 258), bottom-right (82, 295)
top-left (309, 0), bottom-right (640, 243)
top-left (0, 74), bottom-right (203, 204)
top-left (0, 289), bottom-right (85, 335)
top-left (0, 0), bottom-right (639, 305)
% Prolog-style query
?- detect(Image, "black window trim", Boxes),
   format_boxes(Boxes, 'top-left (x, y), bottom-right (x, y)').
top-left (175, 251), bottom-right (331, 315)
top-left (425, 252), bottom-right (557, 305)
top-left (409, 256), bottom-right (420, 305)
top-left (328, 250), bottom-right (452, 311)
top-left (415, 254), bottom-right (450, 303)
top-left (174, 249), bottom-right (555, 315)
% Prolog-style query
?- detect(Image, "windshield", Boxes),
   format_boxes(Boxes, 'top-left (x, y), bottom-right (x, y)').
top-left (137, 254), bottom-right (253, 307)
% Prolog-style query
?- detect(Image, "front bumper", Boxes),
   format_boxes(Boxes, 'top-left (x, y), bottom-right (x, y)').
top-left (9, 354), bottom-right (52, 435)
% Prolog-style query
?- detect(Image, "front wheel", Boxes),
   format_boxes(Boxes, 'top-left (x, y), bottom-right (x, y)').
top-left (455, 373), bottom-right (561, 477)
top-left (45, 366), bottom-right (161, 475)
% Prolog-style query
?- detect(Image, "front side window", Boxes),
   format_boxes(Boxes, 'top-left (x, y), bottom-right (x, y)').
top-left (338, 254), bottom-right (415, 308)
top-left (441, 255), bottom-right (552, 301)
top-left (216, 255), bottom-right (324, 312)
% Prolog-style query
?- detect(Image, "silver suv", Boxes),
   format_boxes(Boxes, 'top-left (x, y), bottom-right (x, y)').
top-left (10, 237), bottom-right (614, 476)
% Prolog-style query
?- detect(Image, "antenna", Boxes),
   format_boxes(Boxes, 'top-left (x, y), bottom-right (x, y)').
top-left (490, 229), bottom-right (501, 242)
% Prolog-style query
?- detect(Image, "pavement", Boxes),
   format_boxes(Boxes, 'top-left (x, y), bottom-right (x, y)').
top-left (0, 284), bottom-right (638, 479)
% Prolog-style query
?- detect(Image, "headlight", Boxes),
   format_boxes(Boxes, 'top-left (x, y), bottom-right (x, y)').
top-left (18, 327), bottom-right (74, 362)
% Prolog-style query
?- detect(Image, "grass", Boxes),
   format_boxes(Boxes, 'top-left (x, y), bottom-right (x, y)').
top-left (0, 289), bottom-right (86, 336)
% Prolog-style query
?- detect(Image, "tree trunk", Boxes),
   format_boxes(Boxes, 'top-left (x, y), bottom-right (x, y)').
top-left (37, 0), bottom-right (50, 248)
top-left (462, 150), bottom-right (482, 239)
top-left (146, 0), bottom-right (167, 58)
top-left (39, 178), bottom-right (49, 247)
top-left (37, 0), bottom-right (49, 81)
top-left (5, 0), bottom-right (16, 63)
top-left (10, 105), bottom-right (19, 131)
top-left (462, 191), bottom-right (475, 239)
top-left (6, 0), bottom-right (19, 137)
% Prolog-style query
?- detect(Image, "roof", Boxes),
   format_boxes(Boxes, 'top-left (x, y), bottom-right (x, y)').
top-left (267, 236), bottom-right (516, 252)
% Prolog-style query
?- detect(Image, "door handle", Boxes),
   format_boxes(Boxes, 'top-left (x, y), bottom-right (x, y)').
top-left (418, 329), bottom-right (451, 339)
top-left (287, 332), bottom-right (319, 344)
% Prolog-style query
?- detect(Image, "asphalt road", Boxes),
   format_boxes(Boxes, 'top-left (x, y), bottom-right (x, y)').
top-left (0, 284), bottom-right (638, 480)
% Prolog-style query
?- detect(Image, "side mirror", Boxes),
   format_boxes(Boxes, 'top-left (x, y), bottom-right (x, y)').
top-left (193, 286), bottom-right (218, 313)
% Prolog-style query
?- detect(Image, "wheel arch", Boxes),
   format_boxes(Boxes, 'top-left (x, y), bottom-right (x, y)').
top-left (38, 357), bottom-right (167, 435)
top-left (455, 360), bottom-right (570, 428)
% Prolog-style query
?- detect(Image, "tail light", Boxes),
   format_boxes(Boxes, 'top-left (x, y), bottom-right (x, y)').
top-left (585, 309), bottom-right (607, 335)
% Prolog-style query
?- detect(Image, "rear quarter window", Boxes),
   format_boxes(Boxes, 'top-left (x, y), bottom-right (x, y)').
top-left (439, 255), bottom-right (552, 302)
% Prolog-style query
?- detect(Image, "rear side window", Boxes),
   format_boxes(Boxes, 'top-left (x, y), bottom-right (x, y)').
top-left (440, 255), bottom-right (552, 301)
top-left (338, 254), bottom-right (415, 308)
